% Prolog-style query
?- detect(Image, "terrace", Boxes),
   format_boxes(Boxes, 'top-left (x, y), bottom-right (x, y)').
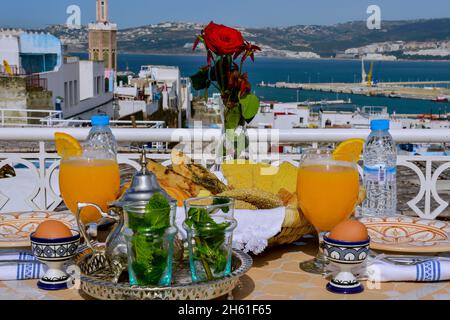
top-left (1, 127), bottom-right (449, 218)
top-left (0, 127), bottom-right (449, 300)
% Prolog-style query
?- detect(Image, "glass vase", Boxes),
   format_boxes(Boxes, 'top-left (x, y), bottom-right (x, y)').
top-left (183, 196), bottom-right (237, 283)
top-left (217, 98), bottom-right (250, 162)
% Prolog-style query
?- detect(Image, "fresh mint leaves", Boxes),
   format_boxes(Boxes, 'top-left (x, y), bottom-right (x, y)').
top-left (131, 233), bottom-right (169, 286)
top-left (129, 193), bottom-right (172, 286)
top-left (185, 202), bottom-right (232, 281)
top-left (128, 193), bottom-right (171, 233)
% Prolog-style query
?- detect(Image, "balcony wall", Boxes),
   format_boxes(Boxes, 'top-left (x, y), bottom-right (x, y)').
top-left (0, 128), bottom-right (449, 219)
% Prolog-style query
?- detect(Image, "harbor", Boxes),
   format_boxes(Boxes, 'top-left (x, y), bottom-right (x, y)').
top-left (257, 59), bottom-right (450, 103)
top-left (258, 81), bottom-right (450, 102)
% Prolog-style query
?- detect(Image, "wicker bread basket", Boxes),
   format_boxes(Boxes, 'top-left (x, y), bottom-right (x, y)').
top-left (135, 159), bottom-right (315, 248)
top-left (268, 207), bottom-right (314, 246)
top-left (268, 187), bottom-right (367, 246)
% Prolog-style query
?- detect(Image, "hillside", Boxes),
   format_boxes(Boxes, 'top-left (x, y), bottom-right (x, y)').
top-left (29, 19), bottom-right (450, 59)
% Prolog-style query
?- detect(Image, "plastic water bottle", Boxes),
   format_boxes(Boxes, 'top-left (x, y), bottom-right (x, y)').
top-left (362, 119), bottom-right (397, 217)
top-left (84, 115), bottom-right (117, 160)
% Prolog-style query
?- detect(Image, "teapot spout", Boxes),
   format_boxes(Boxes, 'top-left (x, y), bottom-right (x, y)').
top-left (76, 202), bottom-right (121, 254)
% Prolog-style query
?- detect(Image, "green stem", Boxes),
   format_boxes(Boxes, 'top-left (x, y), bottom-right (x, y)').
top-left (194, 236), bottom-right (214, 281)
top-left (239, 54), bottom-right (247, 73)
top-left (193, 213), bottom-right (214, 282)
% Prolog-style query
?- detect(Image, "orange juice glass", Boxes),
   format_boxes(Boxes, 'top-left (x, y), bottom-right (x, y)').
top-left (297, 149), bottom-right (360, 274)
top-left (59, 158), bottom-right (120, 224)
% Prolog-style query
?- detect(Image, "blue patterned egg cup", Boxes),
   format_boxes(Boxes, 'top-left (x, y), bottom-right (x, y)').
top-left (30, 231), bottom-right (80, 291)
top-left (323, 234), bottom-right (370, 294)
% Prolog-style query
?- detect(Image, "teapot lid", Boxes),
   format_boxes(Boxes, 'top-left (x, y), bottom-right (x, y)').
top-left (114, 148), bottom-right (174, 206)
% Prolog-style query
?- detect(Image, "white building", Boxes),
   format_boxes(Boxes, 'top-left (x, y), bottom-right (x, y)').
top-left (320, 111), bottom-right (368, 128)
top-left (0, 30), bottom-right (113, 121)
top-left (114, 83), bottom-right (147, 118)
top-left (114, 65), bottom-right (192, 125)
top-left (249, 102), bottom-right (310, 129)
top-left (0, 30), bottom-right (62, 74)
top-left (40, 57), bottom-right (113, 119)
top-left (0, 31), bottom-right (21, 69)
top-left (79, 60), bottom-right (107, 100)
top-left (181, 77), bottom-right (192, 121)
top-left (138, 65), bottom-right (181, 111)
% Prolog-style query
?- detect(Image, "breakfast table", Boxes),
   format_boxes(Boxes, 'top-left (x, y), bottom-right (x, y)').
top-left (1, 145), bottom-right (449, 300)
top-left (2, 236), bottom-right (450, 300)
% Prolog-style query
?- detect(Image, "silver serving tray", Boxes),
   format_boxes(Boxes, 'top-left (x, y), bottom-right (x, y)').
top-left (77, 249), bottom-right (253, 300)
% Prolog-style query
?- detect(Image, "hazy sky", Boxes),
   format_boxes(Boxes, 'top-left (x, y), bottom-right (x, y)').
top-left (1, 0), bottom-right (450, 29)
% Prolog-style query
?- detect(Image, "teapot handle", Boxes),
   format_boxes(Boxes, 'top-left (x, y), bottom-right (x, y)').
top-left (76, 203), bottom-right (120, 254)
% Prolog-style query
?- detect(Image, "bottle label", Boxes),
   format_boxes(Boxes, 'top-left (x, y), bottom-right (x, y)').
top-left (364, 165), bottom-right (396, 184)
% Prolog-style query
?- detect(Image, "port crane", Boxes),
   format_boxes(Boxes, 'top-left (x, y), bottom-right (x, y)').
top-left (361, 59), bottom-right (375, 87)
top-left (367, 62), bottom-right (374, 87)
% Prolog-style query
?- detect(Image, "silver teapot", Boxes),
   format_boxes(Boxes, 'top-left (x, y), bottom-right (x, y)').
top-left (76, 148), bottom-right (174, 283)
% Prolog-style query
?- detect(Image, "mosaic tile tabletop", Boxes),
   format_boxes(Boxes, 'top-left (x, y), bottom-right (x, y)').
top-left (1, 236), bottom-right (450, 300)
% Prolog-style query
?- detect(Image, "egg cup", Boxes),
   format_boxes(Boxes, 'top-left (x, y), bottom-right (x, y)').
top-left (30, 231), bottom-right (80, 291)
top-left (323, 234), bottom-right (370, 294)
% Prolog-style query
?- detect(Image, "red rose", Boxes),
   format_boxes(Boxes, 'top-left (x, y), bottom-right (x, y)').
top-left (203, 22), bottom-right (245, 55)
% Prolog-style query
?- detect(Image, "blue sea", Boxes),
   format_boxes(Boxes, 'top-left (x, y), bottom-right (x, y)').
top-left (75, 53), bottom-right (450, 115)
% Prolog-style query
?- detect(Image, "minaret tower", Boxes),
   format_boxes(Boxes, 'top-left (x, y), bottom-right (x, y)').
top-left (88, 0), bottom-right (117, 72)
top-left (96, 0), bottom-right (108, 23)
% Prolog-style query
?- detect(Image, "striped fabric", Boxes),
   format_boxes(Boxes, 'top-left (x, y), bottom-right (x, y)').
top-left (16, 252), bottom-right (42, 280)
top-left (0, 251), bottom-right (45, 281)
top-left (0, 244), bottom-right (91, 281)
top-left (416, 260), bottom-right (441, 282)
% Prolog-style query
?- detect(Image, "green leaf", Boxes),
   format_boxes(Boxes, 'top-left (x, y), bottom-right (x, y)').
top-left (212, 197), bottom-right (231, 213)
top-left (144, 193), bottom-right (171, 232)
top-left (190, 68), bottom-right (210, 91)
top-left (132, 234), bottom-right (168, 286)
top-left (185, 207), bottom-right (231, 279)
top-left (239, 94), bottom-right (260, 120)
top-left (225, 107), bottom-right (241, 130)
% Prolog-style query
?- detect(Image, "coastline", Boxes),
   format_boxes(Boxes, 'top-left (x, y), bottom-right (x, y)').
top-left (68, 51), bottom-right (450, 63)
top-left (67, 50), bottom-right (450, 115)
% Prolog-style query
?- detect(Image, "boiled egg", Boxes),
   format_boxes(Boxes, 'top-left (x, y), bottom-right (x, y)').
top-left (34, 220), bottom-right (73, 239)
top-left (329, 220), bottom-right (369, 242)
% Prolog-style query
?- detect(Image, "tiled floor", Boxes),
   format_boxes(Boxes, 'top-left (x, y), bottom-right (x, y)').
top-left (235, 239), bottom-right (450, 300)
top-left (2, 237), bottom-right (450, 300)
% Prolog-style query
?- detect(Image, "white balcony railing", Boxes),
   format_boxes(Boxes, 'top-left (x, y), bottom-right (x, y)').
top-left (0, 108), bottom-right (63, 127)
top-left (0, 109), bottom-right (167, 128)
top-left (0, 128), bottom-right (449, 219)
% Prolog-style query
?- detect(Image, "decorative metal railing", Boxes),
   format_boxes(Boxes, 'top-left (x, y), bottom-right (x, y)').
top-left (0, 128), bottom-right (449, 219)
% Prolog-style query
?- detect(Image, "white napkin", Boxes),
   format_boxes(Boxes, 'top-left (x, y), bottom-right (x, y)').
top-left (0, 251), bottom-right (46, 281)
top-left (232, 207), bottom-right (286, 255)
top-left (364, 257), bottom-right (450, 283)
top-left (175, 207), bottom-right (286, 255)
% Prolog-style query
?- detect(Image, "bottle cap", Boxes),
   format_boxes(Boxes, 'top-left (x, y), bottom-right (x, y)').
top-left (371, 119), bottom-right (390, 131)
top-left (91, 115), bottom-right (110, 126)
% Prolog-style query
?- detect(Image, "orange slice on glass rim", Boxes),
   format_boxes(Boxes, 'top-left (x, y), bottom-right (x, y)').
top-left (54, 132), bottom-right (82, 158)
top-left (333, 138), bottom-right (365, 162)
